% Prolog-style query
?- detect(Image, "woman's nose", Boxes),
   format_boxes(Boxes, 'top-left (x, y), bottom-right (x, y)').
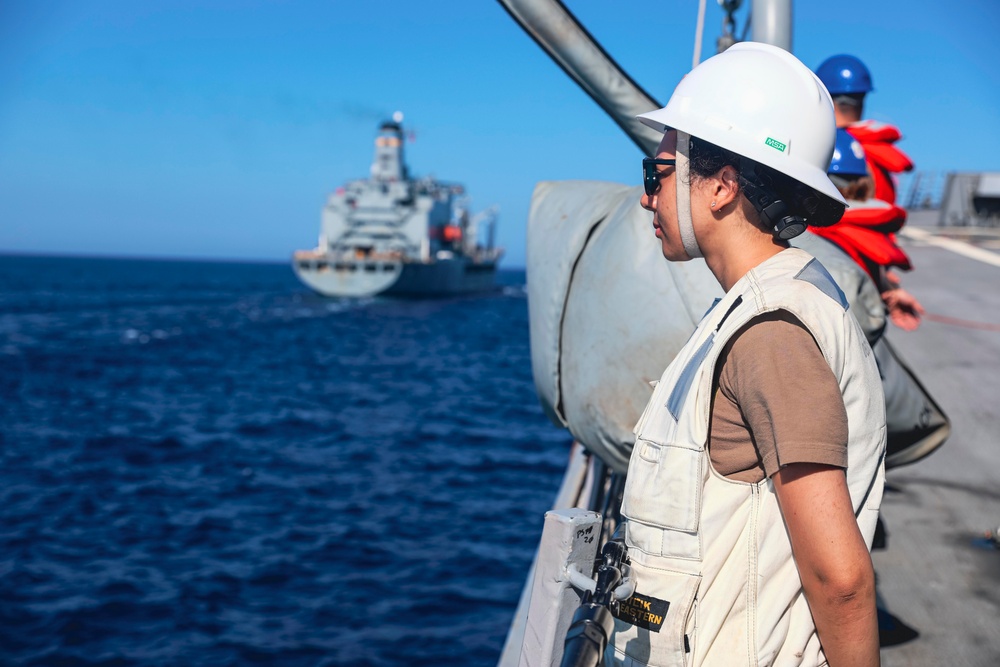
top-left (640, 192), bottom-right (655, 211)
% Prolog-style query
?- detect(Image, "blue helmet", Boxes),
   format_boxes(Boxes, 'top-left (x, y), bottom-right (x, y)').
top-left (815, 54), bottom-right (874, 95)
top-left (828, 128), bottom-right (868, 176)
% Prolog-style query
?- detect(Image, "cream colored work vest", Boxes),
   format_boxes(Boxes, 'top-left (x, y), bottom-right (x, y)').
top-left (607, 248), bottom-right (886, 667)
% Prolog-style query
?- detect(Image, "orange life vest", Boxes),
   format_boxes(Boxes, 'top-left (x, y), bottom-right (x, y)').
top-left (845, 120), bottom-right (914, 205)
top-left (810, 198), bottom-right (912, 283)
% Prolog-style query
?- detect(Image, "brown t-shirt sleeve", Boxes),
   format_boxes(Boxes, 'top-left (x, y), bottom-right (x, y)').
top-left (712, 310), bottom-right (849, 481)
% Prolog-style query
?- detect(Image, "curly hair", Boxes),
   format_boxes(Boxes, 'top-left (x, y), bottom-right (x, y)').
top-left (830, 174), bottom-right (875, 202)
top-left (687, 136), bottom-right (845, 228)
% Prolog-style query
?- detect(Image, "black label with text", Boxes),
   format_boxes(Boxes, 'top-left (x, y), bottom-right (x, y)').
top-left (613, 593), bottom-right (670, 632)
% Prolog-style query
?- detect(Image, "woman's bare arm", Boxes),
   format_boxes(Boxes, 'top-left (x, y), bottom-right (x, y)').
top-left (772, 462), bottom-right (880, 667)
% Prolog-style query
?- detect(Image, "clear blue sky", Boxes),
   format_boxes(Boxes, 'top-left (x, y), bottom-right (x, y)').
top-left (2, 0), bottom-right (998, 268)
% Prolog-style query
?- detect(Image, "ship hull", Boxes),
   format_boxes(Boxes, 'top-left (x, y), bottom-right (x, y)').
top-left (293, 257), bottom-right (499, 298)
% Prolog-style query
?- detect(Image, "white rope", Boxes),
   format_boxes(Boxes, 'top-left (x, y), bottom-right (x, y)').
top-left (693, 0), bottom-right (708, 68)
top-left (564, 562), bottom-right (597, 593)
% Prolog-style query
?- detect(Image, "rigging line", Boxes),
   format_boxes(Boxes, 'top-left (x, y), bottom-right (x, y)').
top-left (740, 7), bottom-right (753, 41)
top-left (693, 0), bottom-right (707, 68)
top-left (924, 313), bottom-right (1000, 332)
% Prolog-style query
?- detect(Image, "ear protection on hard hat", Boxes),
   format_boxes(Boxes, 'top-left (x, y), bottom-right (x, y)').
top-left (739, 160), bottom-right (807, 240)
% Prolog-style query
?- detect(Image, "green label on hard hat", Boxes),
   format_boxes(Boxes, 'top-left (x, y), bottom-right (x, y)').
top-left (765, 137), bottom-right (787, 153)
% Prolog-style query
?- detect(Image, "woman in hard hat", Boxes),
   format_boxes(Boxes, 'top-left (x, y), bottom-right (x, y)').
top-left (609, 43), bottom-right (885, 667)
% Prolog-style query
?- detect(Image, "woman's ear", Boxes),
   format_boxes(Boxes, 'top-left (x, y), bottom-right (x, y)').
top-left (712, 165), bottom-right (741, 211)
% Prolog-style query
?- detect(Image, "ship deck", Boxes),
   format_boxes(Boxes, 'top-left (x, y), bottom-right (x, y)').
top-left (873, 210), bottom-right (1000, 665)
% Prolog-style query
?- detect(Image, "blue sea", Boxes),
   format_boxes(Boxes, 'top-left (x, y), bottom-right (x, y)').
top-left (0, 255), bottom-right (571, 666)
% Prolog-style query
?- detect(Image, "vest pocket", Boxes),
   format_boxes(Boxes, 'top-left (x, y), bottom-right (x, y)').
top-left (609, 560), bottom-right (701, 667)
top-left (622, 438), bottom-right (704, 534)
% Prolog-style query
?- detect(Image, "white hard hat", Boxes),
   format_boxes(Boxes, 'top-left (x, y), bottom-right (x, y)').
top-left (637, 42), bottom-right (846, 209)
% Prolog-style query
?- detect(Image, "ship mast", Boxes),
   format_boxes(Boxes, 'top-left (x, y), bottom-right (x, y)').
top-left (370, 110), bottom-right (407, 183)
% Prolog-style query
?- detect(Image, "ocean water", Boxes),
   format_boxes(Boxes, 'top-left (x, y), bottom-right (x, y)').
top-left (0, 255), bottom-right (571, 666)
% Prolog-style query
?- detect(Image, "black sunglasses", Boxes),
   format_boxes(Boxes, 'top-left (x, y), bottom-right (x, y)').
top-left (643, 158), bottom-right (677, 197)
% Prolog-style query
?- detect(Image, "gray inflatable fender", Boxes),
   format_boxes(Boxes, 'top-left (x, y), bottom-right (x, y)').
top-left (527, 181), bottom-right (717, 472)
top-left (527, 180), bottom-right (636, 431)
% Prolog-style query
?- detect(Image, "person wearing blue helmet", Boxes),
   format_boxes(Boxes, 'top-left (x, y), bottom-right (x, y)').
top-left (814, 129), bottom-right (922, 330)
top-left (816, 54), bottom-right (873, 125)
top-left (828, 128), bottom-right (870, 178)
top-left (814, 131), bottom-right (947, 482)
top-left (815, 54), bottom-right (914, 204)
top-left (827, 127), bottom-right (872, 200)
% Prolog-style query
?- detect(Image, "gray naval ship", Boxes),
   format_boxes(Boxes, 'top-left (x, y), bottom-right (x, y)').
top-left (293, 112), bottom-right (503, 297)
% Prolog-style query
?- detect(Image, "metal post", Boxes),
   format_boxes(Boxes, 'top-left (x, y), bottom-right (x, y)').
top-left (517, 509), bottom-right (602, 667)
top-left (752, 0), bottom-right (792, 52)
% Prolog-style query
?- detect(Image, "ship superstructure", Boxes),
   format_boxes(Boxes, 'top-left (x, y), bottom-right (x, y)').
top-left (293, 113), bottom-right (502, 297)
